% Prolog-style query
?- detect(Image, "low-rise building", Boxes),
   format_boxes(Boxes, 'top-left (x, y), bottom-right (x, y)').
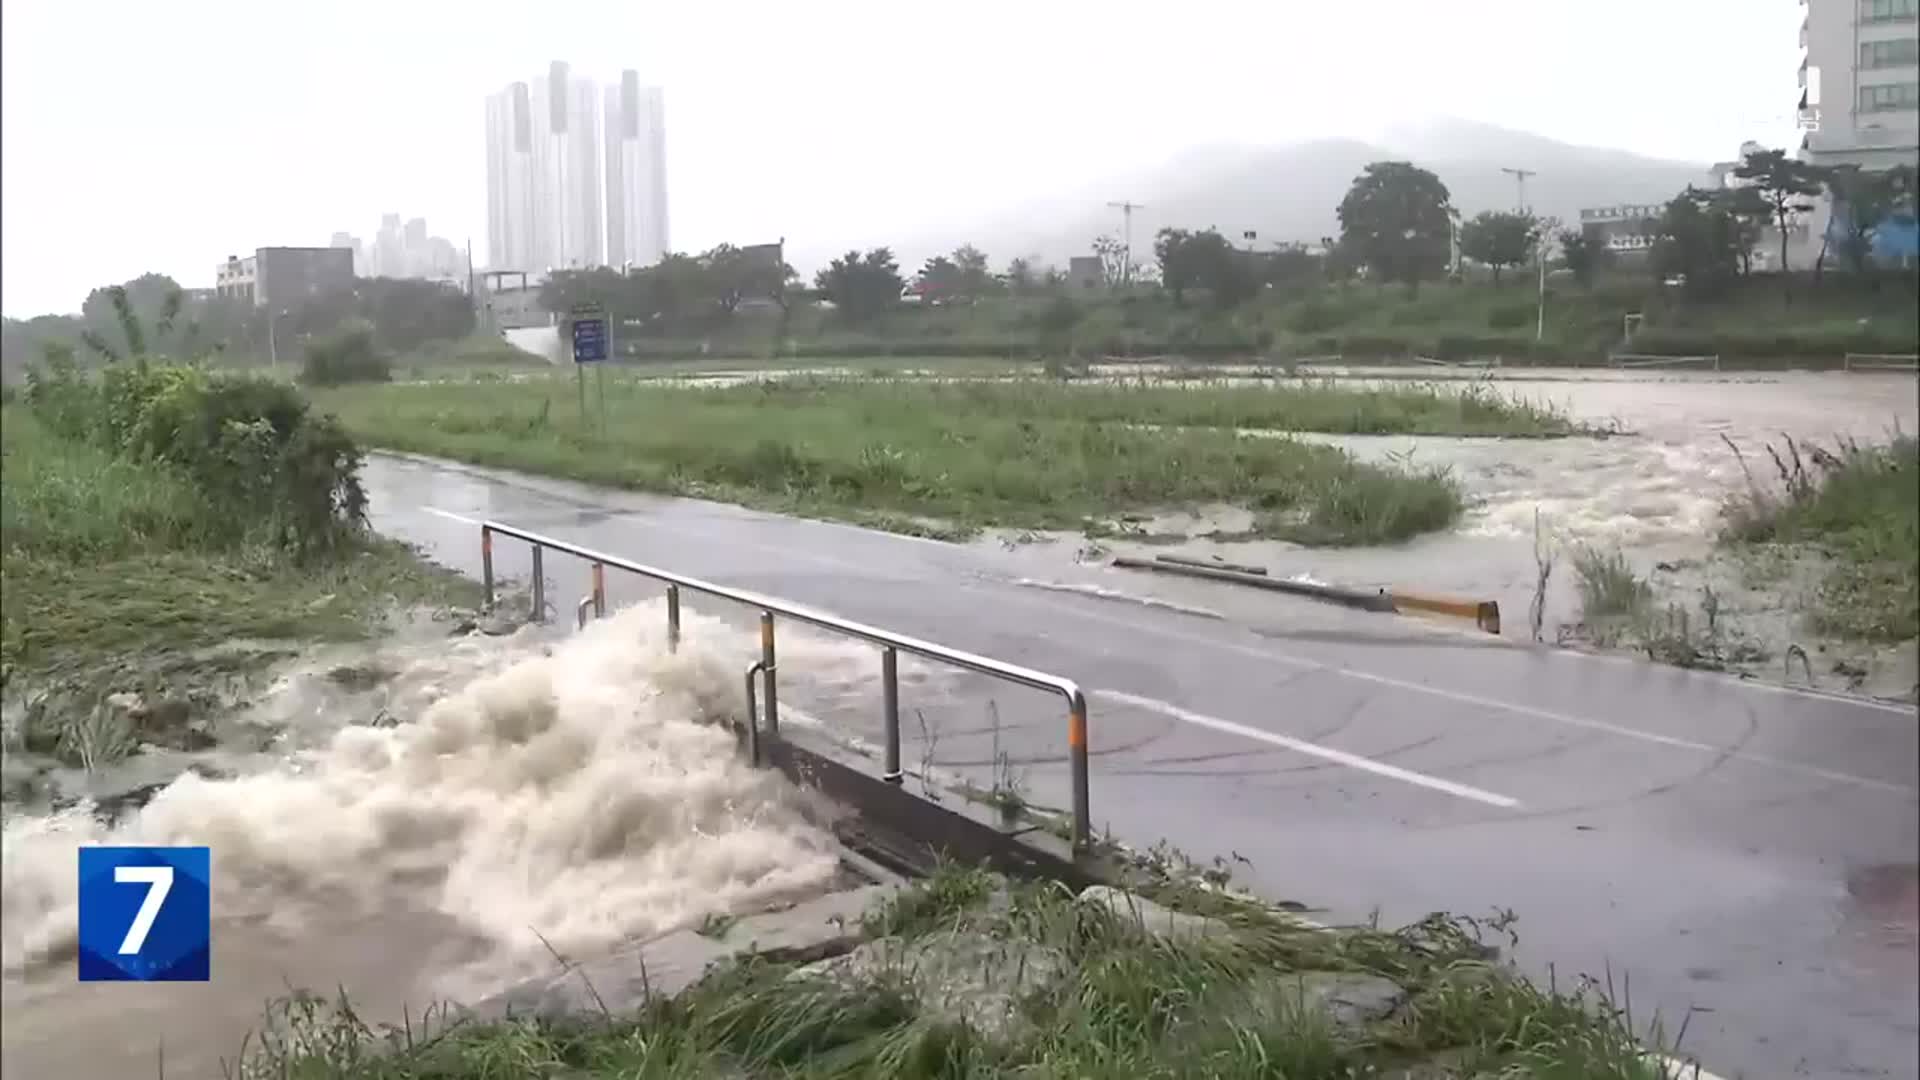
top-left (213, 247), bottom-right (355, 308)
top-left (1576, 203), bottom-right (1666, 261)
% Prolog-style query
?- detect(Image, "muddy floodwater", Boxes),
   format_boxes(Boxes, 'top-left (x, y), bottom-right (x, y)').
top-left (997, 368), bottom-right (1920, 700)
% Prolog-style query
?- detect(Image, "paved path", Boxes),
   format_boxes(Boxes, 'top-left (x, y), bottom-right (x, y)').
top-left (364, 452), bottom-right (1919, 1080)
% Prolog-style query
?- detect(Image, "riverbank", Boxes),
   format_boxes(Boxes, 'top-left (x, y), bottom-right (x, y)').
top-left (229, 860), bottom-right (1691, 1079)
top-left (317, 376), bottom-right (1599, 547)
top-left (0, 400), bottom-right (476, 805)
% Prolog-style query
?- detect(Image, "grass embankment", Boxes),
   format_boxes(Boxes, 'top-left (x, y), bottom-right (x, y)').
top-left (235, 863), bottom-right (1682, 1079)
top-left (321, 376), bottom-right (1581, 546)
top-left (1, 367), bottom-right (474, 771)
top-left (1568, 434), bottom-right (1918, 671)
top-left (1722, 434), bottom-right (1919, 643)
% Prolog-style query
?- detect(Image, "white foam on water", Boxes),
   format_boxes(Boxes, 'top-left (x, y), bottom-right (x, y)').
top-left (0, 603), bottom-right (874, 994)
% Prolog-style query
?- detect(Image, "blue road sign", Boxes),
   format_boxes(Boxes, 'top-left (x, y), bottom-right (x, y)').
top-left (571, 315), bottom-right (610, 364)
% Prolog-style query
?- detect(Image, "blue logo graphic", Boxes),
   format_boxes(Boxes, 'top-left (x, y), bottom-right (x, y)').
top-left (77, 846), bottom-right (210, 982)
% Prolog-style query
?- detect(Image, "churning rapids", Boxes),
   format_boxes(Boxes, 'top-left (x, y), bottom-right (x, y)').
top-left (0, 605), bottom-right (885, 1078)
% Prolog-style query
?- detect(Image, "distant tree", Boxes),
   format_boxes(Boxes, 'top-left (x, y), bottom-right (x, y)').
top-left (1709, 186), bottom-right (1771, 276)
top-left (1154, 228), bottom-right (1203, 305)
top-left (348, 277), bottom-right (475, 351)
top-left (1652, 187), bottom-right (1742, 292)
top-left (1556, 227), bottom-right (1606, 287)
top-left (950, 245), bottom-right (997, 301)
top-left (1153, 227), bottom-right (1256, 308)
top-left (1336, 161), bottom-right (1454, 294)
top-left (1260, 244), bottom-right (1323, 290)
top-left (814, 248), bottom-right (904, 322)
top-left (915, 255), bottom-right (962, 302)
top-left (1005, 257), bottom-right (1037, 295)
top-left (1091, 234), bottom-right (1131, 289)
top-left (1457, 210), bottom-right (1540, 283)
top-left (1734, 148), bottom-right (1824, 274)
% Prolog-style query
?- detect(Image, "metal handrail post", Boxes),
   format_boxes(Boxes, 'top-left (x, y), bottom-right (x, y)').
top-left (1069, 690), bottom-right (1090, 852)
top-left (480, 526), bottom-right (495, 611)
top-left (576, 595), bottom-right (594, 629)
top-left (759, 611), bottom-right (779, 736)
top-left (881, 647), bottom-right (901, 784)
top-left (530, 545), bottom-right (546, 623)
top-left (666, 585), bottom-right (681, 652)
top-left (592, 562), bottom-right (607, 618)
top-left (743, 661), bottom-right (766, 766)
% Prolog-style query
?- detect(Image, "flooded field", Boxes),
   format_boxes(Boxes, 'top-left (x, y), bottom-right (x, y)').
top-left (1003, 369), bottom-right (1919, 698)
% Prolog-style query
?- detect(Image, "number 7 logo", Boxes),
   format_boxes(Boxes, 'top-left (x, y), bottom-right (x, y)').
top-left (113, 865), bottom-right (174, 955)
top-left (78, 847), bottom-right (210, 982)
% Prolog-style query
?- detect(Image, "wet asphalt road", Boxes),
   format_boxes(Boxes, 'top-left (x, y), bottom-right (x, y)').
top-left (363, 451), bottom-right (1919, 1080)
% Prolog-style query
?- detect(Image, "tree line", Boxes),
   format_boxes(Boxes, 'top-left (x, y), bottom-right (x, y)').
top-left (3, 274), bottom-right (474, 373)
top-left (537, 144), bottom-right (1916, 335)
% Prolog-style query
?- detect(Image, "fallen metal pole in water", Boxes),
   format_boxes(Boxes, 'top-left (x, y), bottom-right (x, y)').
top-left (1113, 556), bottom-right (1394, 611)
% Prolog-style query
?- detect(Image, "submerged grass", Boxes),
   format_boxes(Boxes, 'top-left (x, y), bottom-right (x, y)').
top-left (225, 863), bottom-right (1685, 1080)
top-left (1720, 433), bottom-right (1918, 643)
top-left (316, 375), bottom-right (1521, 545)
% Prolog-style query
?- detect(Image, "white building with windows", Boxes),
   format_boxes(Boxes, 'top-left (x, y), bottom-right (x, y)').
top-left (604, 71), bottom-right (670, 270)
top-left (485, 62), bottom-right (669, 280)
top-left (1798, 0), bottom-right (1918, 170)
top-left (1796, 0), bottom-right (1918, 265)
top-left (484, 61), bottom-right (607, 278)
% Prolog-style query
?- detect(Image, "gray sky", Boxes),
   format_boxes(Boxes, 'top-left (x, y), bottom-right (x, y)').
top-left (2, 0), bottom-right (1805, 317)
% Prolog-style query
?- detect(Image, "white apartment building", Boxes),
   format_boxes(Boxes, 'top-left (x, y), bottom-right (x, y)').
top-left (484, 61), bottom-right (608, 277)
top-left (485, 62), bottom-right (668, 279)
top-left (1798, 0), bottom-right (1918, 170)
top-left (604, 71), bottom-right (670, 270)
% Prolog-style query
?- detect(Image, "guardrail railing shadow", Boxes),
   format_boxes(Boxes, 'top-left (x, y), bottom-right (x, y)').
top-left (479, 520), bottom-right (1093, 852)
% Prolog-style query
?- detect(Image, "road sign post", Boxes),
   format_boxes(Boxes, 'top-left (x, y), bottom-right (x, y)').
top-left (570, 304), bottom-right (610, 433)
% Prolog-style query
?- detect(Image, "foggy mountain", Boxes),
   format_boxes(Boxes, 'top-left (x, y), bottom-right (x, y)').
top-left (893, 118), bottom-right (1708, 271)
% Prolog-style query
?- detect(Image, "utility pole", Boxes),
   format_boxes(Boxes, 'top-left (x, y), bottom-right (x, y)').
top-left (1500, 167), bottom-right (1536, 213)
top-left (1107, 200), bottom-right (1145, 286)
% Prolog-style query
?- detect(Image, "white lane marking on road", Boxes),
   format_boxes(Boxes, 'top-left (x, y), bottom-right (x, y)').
top-left (382, 459), bottom-right (1916, 795)
top-left (1302, 662), bottom-right (1917, 796)
top-left (1094, 688), bottom-right (1523, 809)
top-left (1541, 642), bottom-right (1920, 718)
top-left (423, 506), bottom-right (482, 526)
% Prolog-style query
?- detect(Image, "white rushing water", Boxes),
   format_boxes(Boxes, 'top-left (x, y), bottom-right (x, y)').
top-left (0, 604), bottom-right (883, 1076)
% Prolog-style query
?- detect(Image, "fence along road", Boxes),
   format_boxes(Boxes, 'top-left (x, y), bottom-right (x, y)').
top-left (478, 519), bottom-right (1094, 853)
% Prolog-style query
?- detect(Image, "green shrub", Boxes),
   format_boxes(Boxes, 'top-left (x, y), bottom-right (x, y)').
top-left (299, 322), bottom-right (390, 387)
top-left (22, 358), bottom-right (366, 557)
top-left (1486, 304), bottom-right (1533, 330)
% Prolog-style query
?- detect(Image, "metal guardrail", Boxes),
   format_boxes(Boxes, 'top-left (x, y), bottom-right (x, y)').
top-left (479, 520), bottom-right (1094, 852)
top-left (1843, 352), bottom-right (1920, 373)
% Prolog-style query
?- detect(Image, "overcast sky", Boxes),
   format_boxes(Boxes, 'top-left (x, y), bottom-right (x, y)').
top-left (1, 0), bottom-right (1805, 317)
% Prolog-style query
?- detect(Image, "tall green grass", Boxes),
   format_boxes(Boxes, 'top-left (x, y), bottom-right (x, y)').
top-left (1721, 433), bottom-right (1919, 642)
top-left (318, 376), bottom-right (1514, 545)
top-left (1, 403), bottom-right (471, 682)
top-left (226, 865), bottom-right (1681, 1079)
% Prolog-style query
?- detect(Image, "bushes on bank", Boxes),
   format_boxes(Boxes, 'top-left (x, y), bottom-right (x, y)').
top-left (22, 351), bottom-right (366, 557)
top-left (299, 322), bottom-right (391, 387)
